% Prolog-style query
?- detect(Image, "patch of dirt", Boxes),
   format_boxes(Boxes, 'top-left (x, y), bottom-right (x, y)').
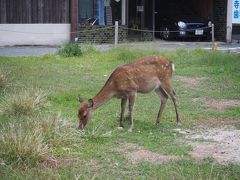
top-left (118, 143), bottom-right (178, 164)
top-left (126, 150), bottom-right (178, 164)
top-left (119, 143), bottom-right (142, 152)
top-left (194, 98), bottom-right (240, 112)
top-left (41, 157), bottom-right (80, 168)
top-left (196, 118), bottom-right (238, 128)
top-left (175, 126), bottom-right (240, 164)
top-left (87, 159), bottom-right (99, 167)
top-left (177, 76), bottom-right (207, 88)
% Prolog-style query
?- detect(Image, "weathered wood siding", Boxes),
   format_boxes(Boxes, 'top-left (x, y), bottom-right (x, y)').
top-left (0, 0), bottom-right (70, 23)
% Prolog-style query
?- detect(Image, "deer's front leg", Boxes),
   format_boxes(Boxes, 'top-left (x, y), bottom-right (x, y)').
top-left (119, 98), bottom-right (127, 127)
top-left (128, 93), bottom-right (136, 132)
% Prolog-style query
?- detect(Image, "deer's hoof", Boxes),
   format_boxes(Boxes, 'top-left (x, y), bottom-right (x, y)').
top-left (177, 122), bottom-right (182, 126)
top-left (117, 127), bottom-right (124, 130)
top-left (128, 128), bottom-right (133, 132)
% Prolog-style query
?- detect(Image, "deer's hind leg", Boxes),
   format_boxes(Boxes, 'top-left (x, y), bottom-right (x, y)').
top-left (128, 93), bottom-right (136, 132)
top-left (119, 98), bottom-right (127, 127)
top-left (162, 84), bottom-right (181, 125)
top-left (155, 87), bottom-right (169, 124)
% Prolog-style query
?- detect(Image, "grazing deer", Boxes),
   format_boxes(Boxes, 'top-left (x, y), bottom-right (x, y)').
top-left (78, 55), bottom-right (180, 132)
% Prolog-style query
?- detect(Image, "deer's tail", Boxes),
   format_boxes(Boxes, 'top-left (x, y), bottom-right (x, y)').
top-left (172, 63), bottom-right (175, 72)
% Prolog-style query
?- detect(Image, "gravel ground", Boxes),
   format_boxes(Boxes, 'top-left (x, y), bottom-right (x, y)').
top-left (183, 127), bottom-right (240, 164)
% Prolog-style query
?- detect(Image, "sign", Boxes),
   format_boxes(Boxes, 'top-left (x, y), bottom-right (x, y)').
top-left (195, 29), bottom-right (203, 35)
top-left (233, 0), bottom-right (240, 24)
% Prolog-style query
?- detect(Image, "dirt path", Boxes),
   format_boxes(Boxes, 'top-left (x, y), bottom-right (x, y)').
top-left (176, 76), bottom-right (207, 88)
top-left (118, 143), bottom-right (178, 164)
top-left (195, 98), bottom-right (240, 112)
top-left (175, 124), bottom-right (240, 164)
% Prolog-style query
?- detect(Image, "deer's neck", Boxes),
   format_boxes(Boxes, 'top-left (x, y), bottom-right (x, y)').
top-left (92, 85), bottom-right (114, 110)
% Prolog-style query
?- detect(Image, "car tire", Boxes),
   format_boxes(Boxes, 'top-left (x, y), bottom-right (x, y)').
top-left (160, 27), bottom-right (171, 40)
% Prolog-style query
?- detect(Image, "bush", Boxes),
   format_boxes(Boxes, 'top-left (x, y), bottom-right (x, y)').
top-left (0, 88), bottom-right (48, 117)
top-left (57, 43), bottom-right (83, 57)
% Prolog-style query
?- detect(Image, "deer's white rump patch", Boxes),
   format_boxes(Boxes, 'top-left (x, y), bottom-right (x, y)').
top-left (172, 63), bottom-right (175, 71)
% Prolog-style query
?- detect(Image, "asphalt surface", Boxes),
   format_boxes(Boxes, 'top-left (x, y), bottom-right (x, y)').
top-left (0, 46), bottom-right (58, 56)
top-left (0, 40), bottom-right (239, 57)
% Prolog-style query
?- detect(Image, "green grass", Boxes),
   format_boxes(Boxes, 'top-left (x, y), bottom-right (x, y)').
top-left (0, 68), bottom-right (11, 93)
top-left (0, 48), bottom-right (239, 179)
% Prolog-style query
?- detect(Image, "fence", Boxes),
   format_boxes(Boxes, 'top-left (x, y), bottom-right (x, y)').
top-left (0, 21), bottom-right (214, 47)
top-left (77, 25), bottom-right (128, 44)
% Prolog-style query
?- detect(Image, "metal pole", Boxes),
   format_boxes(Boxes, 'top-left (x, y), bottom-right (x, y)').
top-left (152, 0), bottom-right (155, 41)
top-left (226, 0), bottom-right (233, 43)
top-left (115, 21), bottom-right (119, 47)
top-left (212, 24), bottom-right (215, 50)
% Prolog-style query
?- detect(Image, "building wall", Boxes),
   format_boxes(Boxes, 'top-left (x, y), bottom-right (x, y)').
top-left (0, 0), bottom-right (71, 46)
top-left (0, 0), bottom-right (70, 24)
top-left (213, 0), bottom-right (227, 41)
top-left (0, 24), bottom-right (70, 46)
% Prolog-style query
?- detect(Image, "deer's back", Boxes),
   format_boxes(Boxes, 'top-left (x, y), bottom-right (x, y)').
top-left (107, 56), bottom-right (173, 95)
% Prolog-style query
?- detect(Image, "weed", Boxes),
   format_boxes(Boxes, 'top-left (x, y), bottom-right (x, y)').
top-left (0, 88), bottom-right (48, 117)
top-left (0, 122), bottom-right (52, 166)
top-left (0, 114), bottom-right (80, 166)
top-left (35, 113), bottom-right (81, 148)
top-left (57, 43), bottom-right (83, 57)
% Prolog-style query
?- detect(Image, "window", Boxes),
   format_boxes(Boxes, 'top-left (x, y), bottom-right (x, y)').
top-left (78, 0), bottom-right (123, 26)
top-left (79, 0), bottom-right (95, 25)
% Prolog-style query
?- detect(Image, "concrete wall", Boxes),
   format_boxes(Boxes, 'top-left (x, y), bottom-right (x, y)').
top-left (0, 24), bottom-right (70, 46)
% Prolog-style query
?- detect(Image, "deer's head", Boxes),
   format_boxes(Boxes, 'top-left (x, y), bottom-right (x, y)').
top-left (77, 96), bottom-right (93, 130)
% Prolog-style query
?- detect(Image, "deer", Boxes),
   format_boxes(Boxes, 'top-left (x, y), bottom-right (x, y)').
top-left (78, 55), bottom-right (180, 132)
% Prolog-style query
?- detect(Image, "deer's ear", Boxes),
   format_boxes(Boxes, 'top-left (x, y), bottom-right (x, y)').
top-left (88, 99), bottom-right (94, 108)
top-left (78, 96), bottom-right (84, 103)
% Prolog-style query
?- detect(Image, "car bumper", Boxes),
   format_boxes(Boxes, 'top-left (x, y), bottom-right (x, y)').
top-left (175, 28), bottom-right (212, 38)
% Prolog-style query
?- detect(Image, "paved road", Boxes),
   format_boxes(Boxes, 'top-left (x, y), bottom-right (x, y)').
top-left (0, 46), bottom-right (58, 56)
top-left (115, 41), bottom-right (240, 53)
top-left (0, 41), bottom-right (239, 57)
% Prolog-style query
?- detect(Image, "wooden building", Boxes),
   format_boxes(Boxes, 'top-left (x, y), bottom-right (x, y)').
top-left (0, 0), bottom-right (237, 46)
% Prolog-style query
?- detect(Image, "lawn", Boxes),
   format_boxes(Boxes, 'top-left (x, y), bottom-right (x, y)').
top-left (0, 48), bottom-right (240, 179)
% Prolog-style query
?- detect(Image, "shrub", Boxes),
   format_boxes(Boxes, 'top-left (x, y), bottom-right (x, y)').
top-left (57, 43), bottom-right (83, 57)
top-left (0, 88), bottom-right (48, 117)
